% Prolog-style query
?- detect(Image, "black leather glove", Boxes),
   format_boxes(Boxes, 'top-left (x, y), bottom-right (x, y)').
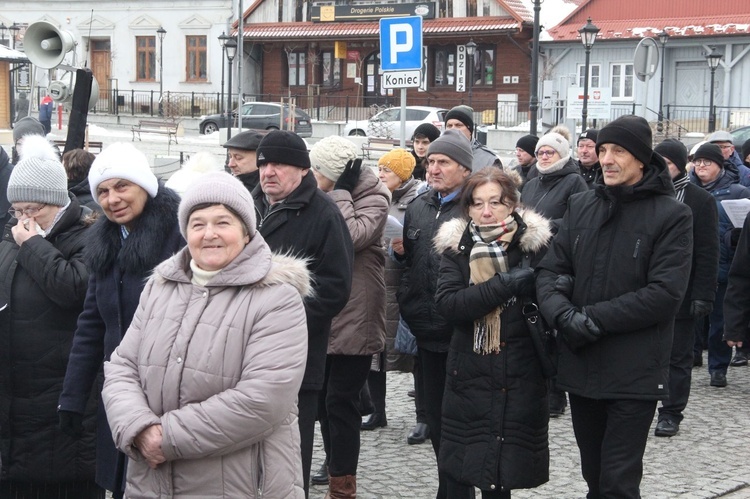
top-left (554, 274), bottom-right (575, 298)
top-left (334, 158), bottom-right (363, 192)
top-left (690, 299), bottom-right (713, 318)
top-left (497, 267), bottom-right (535, 299)
top-left (557, 307), bottom-right (602, 351)
top-left (58, 410), bottom-right (84, 438)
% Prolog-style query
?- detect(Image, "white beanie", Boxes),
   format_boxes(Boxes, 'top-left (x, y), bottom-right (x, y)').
top-left (535, 132), bottom-right (570, 159)
top-left (88, 142), bottom-right (159, 202)
top-left (309, 136), bottom-right (359, 182)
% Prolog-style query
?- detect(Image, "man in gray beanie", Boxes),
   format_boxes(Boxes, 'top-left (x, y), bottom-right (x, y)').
top-left (536, 114), bottom-right (693, 497)
top-left (444, 105), bottom-right (502, 170)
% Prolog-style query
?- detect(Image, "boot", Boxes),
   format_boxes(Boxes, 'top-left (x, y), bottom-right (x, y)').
top-left (325, 475), bottom-right (356, 499)
top-left (311, 458), bottom-right (329, 486)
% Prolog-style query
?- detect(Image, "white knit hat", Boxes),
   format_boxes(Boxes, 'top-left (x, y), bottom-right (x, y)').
top-left (88, 142), bottom-right (159, 202)
top-left (535, 132), bottom-right (570, 159)
top-left (309, 136), bottom-right (359, 182)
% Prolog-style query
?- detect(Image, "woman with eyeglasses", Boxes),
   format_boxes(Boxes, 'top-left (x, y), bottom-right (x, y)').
top-left (57, 142), bottom-right (184, 499)
top-left (0, 136), bottom-right (102, 498)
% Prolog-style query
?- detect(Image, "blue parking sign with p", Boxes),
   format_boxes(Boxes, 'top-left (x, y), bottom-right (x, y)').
top-left (380, 17), bottom-right (423, 71)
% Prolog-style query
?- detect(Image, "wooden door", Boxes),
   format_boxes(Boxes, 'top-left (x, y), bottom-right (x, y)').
top-left (90, 39), bottom-right (111, 102)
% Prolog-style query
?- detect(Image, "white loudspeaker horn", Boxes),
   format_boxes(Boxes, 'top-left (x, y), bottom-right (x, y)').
top-left (49, 72), bottom-right (100, 111)
top-left (24, 21), bottom-right (76, 69)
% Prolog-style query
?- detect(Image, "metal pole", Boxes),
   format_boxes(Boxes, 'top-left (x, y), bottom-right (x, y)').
top-left (581, 46), bottom-right (591, 133)
top-left (158, 34), bottom-right (164, 116)
top-left (657, 42), bottom-right (666, 133)
top-left (708, 67), bottom-right (716, 133)
top-left (227, 58), bottom-right (234, 141)
top-left (529, 0), bottom-right (541, 136)
top-left (220, 46), bottom-right (226, 115)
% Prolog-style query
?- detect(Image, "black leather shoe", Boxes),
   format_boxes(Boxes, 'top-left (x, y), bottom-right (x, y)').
top-left (710, 371), bottom-right (728, 387)
top-left (654, 418), bottom-right (679, 437)
top-left (407, 422), bottom-right (429, 445)
top-left (310, 460), bottom-right (329, 486)
top-left (693, 355), bottom-right (703, 367)
top-left (549, 406), bottom-right (565, 418)
top-left (731, 351), bottom-right (749, 367)
top-left (407, 389), bottom-right (416, 398)
top-left (361, 412), bottom-right (387, 431)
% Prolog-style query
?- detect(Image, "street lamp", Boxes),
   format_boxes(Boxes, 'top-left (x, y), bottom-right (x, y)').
top-left (157, 26), bottom-right (166, 116)
top-left (9, 23), bottom-right (20, 50)
top-left (224, 35), bottom-right (238, 142)
top-left (466, 39), bottom-right (477, 107)
top-left (656, 30), bottom-right (669, 133)
top-left (705, 45), bottom-right (723, 133)
top-left (578, 17), bottom-right (600, 132)
top-left (529, 0), bottom-right (541, 136)
top-left (218, 32), bottom-right (228, 116)
top-left (0, 23), bottom-right (7, 47)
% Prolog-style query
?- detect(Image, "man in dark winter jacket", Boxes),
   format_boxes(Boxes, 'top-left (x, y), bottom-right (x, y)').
top-left (507, 134), bottom-right (539, 187)
top-left (444, 105), bottom-right (502, 170)
top-left (394, 129), bottom-right (474, 499)
top-left (653, 139), bottom-right (719, 437)
top-left (576, 128), bottom-right (601, 187)
top-left (536, 115), bottom-right (693, 499)
top-left (251, 130), bottom-right (354, 498)
top-left (707, 130), bottom-right (750, 187)
top-left (724, 212), bottom-right (750, 352)
top-left (224, 129), bottom-right (267, 192)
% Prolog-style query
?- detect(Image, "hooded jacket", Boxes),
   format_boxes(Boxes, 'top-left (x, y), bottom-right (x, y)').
top-left (59, 184), bottom-right (184, 492)
top-left (327, 167), bottom-right (390, 355)
top-left (252, 172), bottom-right (353, 390)
top-left (0, 196), bottom-right (97, 483)
top-left (536, 154), bottom-right (693, 400)
top-left (521, 156), bottom-right (588, 233)
top-left (103, 237), bottom-right (310, 499)
top-left (433, 210), bottom-right (552, 492)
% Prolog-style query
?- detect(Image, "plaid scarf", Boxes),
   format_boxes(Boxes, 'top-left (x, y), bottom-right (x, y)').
top-left (468, 215), bottom-right (518, 354)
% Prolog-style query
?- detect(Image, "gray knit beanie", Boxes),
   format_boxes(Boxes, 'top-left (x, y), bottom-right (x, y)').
top-left (7, 156), bottom-right (68, 206)
top-left (178, 171), bottom-right (257, 239)
top-left (427, 129), bottom-right (474, 171)
top-left (13, 116), bottom-right (46, 143)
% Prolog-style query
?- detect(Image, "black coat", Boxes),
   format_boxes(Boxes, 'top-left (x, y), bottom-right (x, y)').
top-left (724, 211), bottom-right (750, 343)
top-left (675, 181), bottom-right (720, 319)
top-left (396, 189), bottom-right (464, 351)
top-left (0, 148), bottom-right (11, 229)
top-left (536, 154), bottom-right (693, 400)
top-left (433, 211), bottom-right (552, 492)
top-left (521, 156), bottom-right (588, 233)
top-left (578, 160), bottom-right (601, 188)
top-left (252, 172), bottom-right (354, 391)
top-left (0, 197), bottom-right (97, 483)
top-left (58, 185), bottom-right (183, 492)
top-left (68, 177), bottom-right (102, 214)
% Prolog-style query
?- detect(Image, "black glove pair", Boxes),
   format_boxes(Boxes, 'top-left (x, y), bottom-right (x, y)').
top-left (557, 307), bottom-right (602, 352)
top-left (496, 267), bottom-right (535, 299)
top-left (58, 410), bottom-right (84, 438)
top-left (690, 299), bottom-right (713, 318)
top-left (334, 158), bottom-right (363, 192)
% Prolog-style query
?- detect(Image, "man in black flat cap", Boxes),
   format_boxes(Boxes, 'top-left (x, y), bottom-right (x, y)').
top-left (224, 129), bottom-right (268, 192)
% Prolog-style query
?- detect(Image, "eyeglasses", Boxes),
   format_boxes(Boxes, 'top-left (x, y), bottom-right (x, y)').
top-left (535, 149), bottom-right (557, 158)
top-left (717, 144), bottom-right (733, 150)
top-left (693, 159), bottom-right (716, 167)
top-left (8, 204), bottom-right (46, 219)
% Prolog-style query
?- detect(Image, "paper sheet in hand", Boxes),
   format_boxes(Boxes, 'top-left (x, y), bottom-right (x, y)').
top-left (384, 215), bottom-right (404, 240)
top-left (721, 199), bottom-right (750, 228)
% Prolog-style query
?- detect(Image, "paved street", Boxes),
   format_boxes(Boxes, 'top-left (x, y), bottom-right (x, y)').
top-left (311, 356), bottom-right (750, 498)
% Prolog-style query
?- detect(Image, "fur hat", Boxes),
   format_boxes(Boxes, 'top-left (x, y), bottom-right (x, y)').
top-left (7, 155), bottom-right (68, 206)
top-left (596, 115), bottom-right (653, 167)
top-left (379, 148), bottom-right (416, 182)
top-left (516, 135), bottom-right (539, 156)
top-left (692, 143), bottom-right (725, 168)
top-left (428, 129), bottom-right (473, 171)
top-left (578, 128), bottom-right (599, 144)
top-left (444, 105), bottom-right (474, 134)
top-left (178, 171), bottom-right (256, 239)
top-left (89, 142), bottom-right (159, 201)
top-left (412, 123), bottom-right (441, 143)
top-left (13, 116), bottom-right (46, 143)
top-left (309, 136), bottom-right (359, 182)
top-left (256, 130), bottom-right (311, 169)
top-left (535, 132), bottom-right (570, 159)
top-left (18, 135), bottom-right (59, 163)
top-left (224, 130), bottom-right (267, 151)
top-left (654, 139), bottom-right (688, 173)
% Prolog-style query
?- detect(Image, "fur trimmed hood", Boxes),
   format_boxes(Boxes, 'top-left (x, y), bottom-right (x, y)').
top-left (433, 208), bottom-right (552, 255)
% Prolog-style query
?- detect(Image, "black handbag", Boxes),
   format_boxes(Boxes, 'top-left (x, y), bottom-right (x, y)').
top-left (523, 301), bottom-right (558, 379)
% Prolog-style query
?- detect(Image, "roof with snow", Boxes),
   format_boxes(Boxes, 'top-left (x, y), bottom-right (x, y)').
top-left (0, 44), bottom-right (28, 62)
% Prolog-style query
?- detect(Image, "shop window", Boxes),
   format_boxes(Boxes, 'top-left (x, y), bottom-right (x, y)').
top-left (433, 48), bottom-right (455, 87)
top-left (136, 36), bottom-right (156, 81)
top-left (288, 52), bottom-right (307, 86)
top-left (186, 35), bottom-right (207, 82)
top-left (320, 51), bottom-right (341, 87)
top-left (470, 45), bottom-right (495, 86)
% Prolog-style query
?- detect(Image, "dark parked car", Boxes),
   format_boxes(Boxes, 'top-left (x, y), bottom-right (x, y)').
top-left (731, 125), bottom-right (750, 149)
top-left (199, 102), bottom-right (313, 137)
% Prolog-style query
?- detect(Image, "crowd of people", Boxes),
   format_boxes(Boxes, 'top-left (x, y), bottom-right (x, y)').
top-left (1, 108), bottom-right (750, 499)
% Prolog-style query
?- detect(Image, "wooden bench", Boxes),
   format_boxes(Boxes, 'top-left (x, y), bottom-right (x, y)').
top-left (53, 140), bottom-right (104, 155)
top-left (131, 119), bottom-right (179, 145)
top-left (361, 137), bottom-right (413, 159)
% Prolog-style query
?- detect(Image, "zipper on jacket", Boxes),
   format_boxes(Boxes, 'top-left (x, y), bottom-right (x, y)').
top-left (435, 206), bottom-right (442, 220)
top-left (256, 204), bottom-right (296, 230)
top-left (633, 238), bottom-right (641, 258)
top-left (573, 234), bottom-right (580, 254)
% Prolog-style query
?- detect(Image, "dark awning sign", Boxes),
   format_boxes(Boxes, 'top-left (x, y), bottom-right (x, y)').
top-left (312, 3), bottom-right (435, 22)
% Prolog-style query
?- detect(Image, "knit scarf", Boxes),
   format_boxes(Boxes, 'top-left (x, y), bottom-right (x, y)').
top-left (469, 215), bottom-right (518, 354)
top-left (672, 172), bottom-right (690, 203)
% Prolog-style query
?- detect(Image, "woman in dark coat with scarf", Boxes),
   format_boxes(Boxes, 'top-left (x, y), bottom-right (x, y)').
top-left (0, 145), bottom-right (100, 498)
top-left (57, 142), bottom-right (184, 499)
top-left (434, 167), bottom-right (552, 498)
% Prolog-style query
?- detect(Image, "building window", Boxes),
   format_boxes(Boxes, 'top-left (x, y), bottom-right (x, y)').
top-left (287, 52), bottom-right (307, 86)
top-left (611, 63), bottom-right (634, 100)
top-left (470, 46), bottom-right (495, 86)
top-left (578, 63), bottom-right (601, 88)
top-left (320, 52), bottom-right (341, 87)
top-left (433, 47), bottom-right (455, 86)
top-left (467, 0), bottom-right (477, 16)
top-left (136, 36), bottom-right (156, 81)
top-left (186, 36), bottom-right (207, 82)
